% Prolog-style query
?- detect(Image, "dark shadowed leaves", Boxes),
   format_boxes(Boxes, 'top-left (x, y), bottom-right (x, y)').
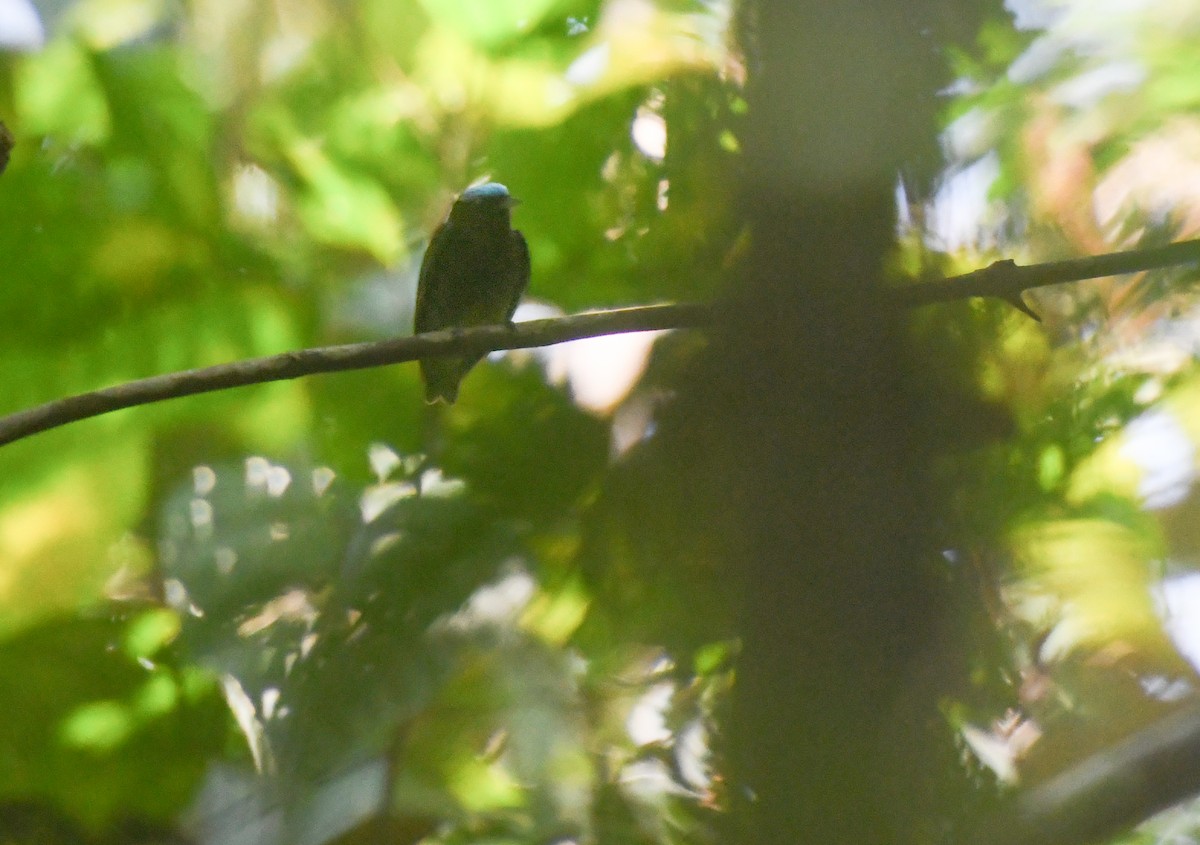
top-left (0, 612), bottom-right (226, 834)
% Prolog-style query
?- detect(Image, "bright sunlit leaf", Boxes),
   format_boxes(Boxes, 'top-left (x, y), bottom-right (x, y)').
top-left (15, 36), bottom-right (110, 142)
top-left (1013, 517), bottom-right (1166, 654)
top-left (288, 141), bottom-right (405, 262)
top-left (416, 0), bottom-right (562, 47)
top-left (71, 0), bottom-right (166, 48)
top-left (59, 700), bottom-right (135, 750)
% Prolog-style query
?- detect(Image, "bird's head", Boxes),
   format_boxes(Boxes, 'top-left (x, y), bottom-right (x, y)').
top-left (449, 182), bottom-right (520, 226)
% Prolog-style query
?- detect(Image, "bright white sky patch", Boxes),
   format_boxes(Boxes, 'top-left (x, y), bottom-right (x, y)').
top-left (632, 107), bottom-right (667, 162)
top-left (0, 0), bottom-right (43, 49)
top-left (1157, 573), bottom-right (1200, 674)
top-left (1120, 409), bottom-right (1196, 510)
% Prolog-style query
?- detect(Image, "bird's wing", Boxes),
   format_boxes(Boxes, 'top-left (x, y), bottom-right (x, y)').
top-left (503, 229), bottom-right (531, 322)
top-left (413, 220), bottom-right (455, 334)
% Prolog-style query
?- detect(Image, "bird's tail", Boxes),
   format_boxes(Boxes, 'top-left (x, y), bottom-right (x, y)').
top-left (420, 357), bottom-right (470, 404)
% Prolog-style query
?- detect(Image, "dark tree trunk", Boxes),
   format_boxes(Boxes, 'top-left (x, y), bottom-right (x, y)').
top-left (670, 2), bottom-right (972, 842)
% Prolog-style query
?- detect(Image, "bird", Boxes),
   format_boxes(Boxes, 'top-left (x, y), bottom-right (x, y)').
top-left (413, 182), bottom-right (531, 404)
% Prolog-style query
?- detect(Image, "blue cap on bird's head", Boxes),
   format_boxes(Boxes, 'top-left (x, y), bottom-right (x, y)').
top-left (449, 181), bottom-right (520, 225)
top-left (458, 182), bottom-right (519, 207)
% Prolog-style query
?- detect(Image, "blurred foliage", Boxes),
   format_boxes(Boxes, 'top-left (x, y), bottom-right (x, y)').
top-left (0, 0), bottom-right (739, 840)
top-left (928, 7), bottom-right (1200, 839)
top-left (4, 0), bottom-right (1200, 843)
top-left (0, 608), bottom-right (228, 838)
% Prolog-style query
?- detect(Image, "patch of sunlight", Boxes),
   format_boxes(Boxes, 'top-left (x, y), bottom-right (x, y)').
top-left (72, 0), bottom-right (165, 49)
top-left (0, 436), bottom-right (149, 632)
top-left (449, 757), bottom-right (525, 812)
top-left (1038, 444), bottom-right (1066, 491)
top-left (961, 723), bottom-right (1023, 784)
top-left (123, 608), bottom-right (180, 659)
top-left (620, 758), bottom-right (694, 800)
top-left (676, 719), bottom-right (713, 792)
top-left (416, 0), bottom-right (557, 47)
top-left (563, 0), bottom-right (727, 105)
top-left (566, 42), bottom-right (609, 86)
top-left (627, 681), bottom-right (673, 745)
top-left (1164, 377), bottom-right (1200, 454)
top-left (1014, 518), bottom-right (1169, 655)
top-left (221, 674), bottom-right (269, 773)
top-left (437, 568), bottom-right (536, 633)
top-left (417, 468), bottom-right (467, 498)
top-left (632, 106), bottom-right (667, 162)
top-left (15, 37), bottom-right (110, 143)
top-left (236, 589), bottom-right (319, 638)
top-left (521, 577), bottom-right (589, 645)
top-left (193, 465), bottom-right (217, 496)
top-left (413, 28), bottom-right (573, 126)
top-left (286, 141), bottom-right (404, 262)
top-left (230, 163), bottom-right (281, 225)
top-left (0, 475), bottom-right (104, 600)
top-left (367, 443), bottom-right (403, 481)
top-left (360, 481), bottom-right (417, 523)
top-left (489, 59), bottom-right (579, 126)
top-left (312, 466), bottom-right (336, 496)
top-left (416, 0), bottom-right (726, 127)
top-left (1068, 418), bottom-right (1160, 506)
top-left (134, 671), bottom-right (179, 718)
top-left (59, 700), bottom-right (134, 751)
top-left (244, 456), bottom-right (291, 498)
top-left (261, 31), bottom-right (314, 82)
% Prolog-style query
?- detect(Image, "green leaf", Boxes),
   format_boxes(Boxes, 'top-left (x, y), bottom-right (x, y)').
top-left (14, 38), bottom-right (110, 143)
top-left (415, 0), bottom-right (564, 48)
top-left (0, 614), bottom-right (225, 832)
top-left (289, 141), bottom-right (405, 262)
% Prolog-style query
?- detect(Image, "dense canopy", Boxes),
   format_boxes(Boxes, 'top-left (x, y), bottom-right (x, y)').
top-left (3, 1), bottom-right (1200, 844)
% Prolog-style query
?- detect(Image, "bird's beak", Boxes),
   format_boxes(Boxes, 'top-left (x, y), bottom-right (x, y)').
top-left (506, 196), bottom-right (521, 208)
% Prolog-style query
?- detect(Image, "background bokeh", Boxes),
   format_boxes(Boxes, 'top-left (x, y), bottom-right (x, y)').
top-left (4, 0), bottom-right (1200, 843)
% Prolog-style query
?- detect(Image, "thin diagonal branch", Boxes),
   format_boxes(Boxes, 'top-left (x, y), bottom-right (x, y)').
top-left (977, 705), bottom-right (1200, 845)
top-left (893, 238), bottom-right (1200, 308)
top-left (3, 237), bottom-right (1200, 448)
top-left (0, 304), bottom-right (709, 447)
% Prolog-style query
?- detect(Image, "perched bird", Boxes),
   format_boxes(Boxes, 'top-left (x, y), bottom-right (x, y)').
top-left (413, 182), bottom-right (530, 403)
